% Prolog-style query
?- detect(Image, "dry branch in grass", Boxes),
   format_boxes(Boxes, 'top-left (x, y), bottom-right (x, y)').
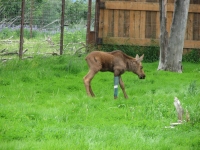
top-left (1, 58), bottom-right (12, 63)
top-left (45, 52), bottom-right (59, 56)
top-left (0, 49), bottom-right (28, 56)
top-left (0, 51), bottom-right (18, 56)
top-left (63, 41), bottom-right (86, 55)
top-left (45, 35), bottom-right (54, 45)
top-left (0, 48), bottom-right (7, 53)
top-left (73, 46), bottom-right (85, 55)
top-left (174, 97), bottom-right (184, 122)
top-left (165, 97), bottom-right (190, 128)
top-left (0, 36), bottom-right (19, 43)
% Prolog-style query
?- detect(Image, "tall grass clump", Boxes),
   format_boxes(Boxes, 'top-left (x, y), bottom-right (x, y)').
top-left (188, 80), bottom-right (198, 95)
top-left (0, 28), bottom-right (46, 39)
top-left (0, 28), bottom-right (17, 39)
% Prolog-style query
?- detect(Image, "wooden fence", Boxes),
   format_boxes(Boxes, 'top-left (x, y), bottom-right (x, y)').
top-left (86, 0), bottom-right (200, 50)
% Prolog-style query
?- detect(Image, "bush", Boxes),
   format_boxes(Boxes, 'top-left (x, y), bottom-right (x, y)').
top-left (183, 49), bottom-right (200, 63)
top-left (101, 44), bottom-right (159, 62)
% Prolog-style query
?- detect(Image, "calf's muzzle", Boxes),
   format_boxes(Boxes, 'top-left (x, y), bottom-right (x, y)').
top-left (139, 74), bottom-right (146, 79)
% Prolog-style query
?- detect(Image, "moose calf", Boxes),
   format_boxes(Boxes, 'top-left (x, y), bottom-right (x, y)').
top-left (83, 50), bottom-right (145, 99)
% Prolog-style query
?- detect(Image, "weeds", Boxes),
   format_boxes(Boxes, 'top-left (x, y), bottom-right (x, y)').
top-left (188, 80), bottom-right (198, 95)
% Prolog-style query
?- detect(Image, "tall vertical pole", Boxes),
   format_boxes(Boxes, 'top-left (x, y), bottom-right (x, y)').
top-left (60, 0), bottom-right (65, 55)
top-left (19, 0), bottom-right (25, 59)
top-left (95, 0), bottom-right (100, 45)
top-left (86, 0), bottom-right (92, 52)
top-left (30, 0), bottom-right (34, 38)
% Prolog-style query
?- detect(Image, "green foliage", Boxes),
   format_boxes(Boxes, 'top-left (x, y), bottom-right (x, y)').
top-left (0, 28), bottom-right (46, 39)
top-left (66, 57), bottom-right (85, 74)
top-left (67, 0), bottom-right (88, 24)
top-left (183, 49), bottom-right (200, 63)
top-left (188, 80), bottom-right (198, 95)
top-left (18, 29), bottom-right (46, 39)
top-left (0, 28), bottom-right (15, 39)
top-left (65, 30), bottom-right (86, 43)
top-left (0, 0), bottom-right (21, 20)
top-left (0, 0), bottom-right (89, 28)
top-left (101, 44), bottom-right (159, 62)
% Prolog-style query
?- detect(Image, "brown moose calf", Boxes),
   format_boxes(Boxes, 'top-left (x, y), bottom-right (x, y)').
top-left (83, 50), bottom-right (145, 99)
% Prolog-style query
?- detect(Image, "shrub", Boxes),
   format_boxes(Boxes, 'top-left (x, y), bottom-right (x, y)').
top-left (101, 44), bottom-right (159, 62)
top-left (15, 29), bottom-right (46, 39)
top-left (183, 49), bottom-right (200, 63)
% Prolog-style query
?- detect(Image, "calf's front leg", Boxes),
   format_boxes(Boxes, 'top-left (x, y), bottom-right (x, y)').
top-left (119, 76), bottom-right (128, 99)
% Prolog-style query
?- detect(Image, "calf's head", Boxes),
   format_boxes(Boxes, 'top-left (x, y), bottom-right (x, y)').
top-left (132, 54), bottom-right (145, 79)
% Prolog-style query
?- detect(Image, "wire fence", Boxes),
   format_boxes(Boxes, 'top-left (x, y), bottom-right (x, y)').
top-left (0, 0), bottom-right (93, 60)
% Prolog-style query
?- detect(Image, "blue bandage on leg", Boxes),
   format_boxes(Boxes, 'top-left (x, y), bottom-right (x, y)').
top-left (114, 76), bottom-right (119, 98)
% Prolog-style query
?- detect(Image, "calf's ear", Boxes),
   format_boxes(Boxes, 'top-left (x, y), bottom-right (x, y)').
top-left (139, 54), bottom-right (144, 61)
top-left (136, 54), bottom-right (144, 62)
top-left (135, 54), bottom-right (139, 60)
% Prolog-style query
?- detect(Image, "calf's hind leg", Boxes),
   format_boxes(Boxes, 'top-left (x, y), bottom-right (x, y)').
top-left (83, 70), bottom-right (97, 97)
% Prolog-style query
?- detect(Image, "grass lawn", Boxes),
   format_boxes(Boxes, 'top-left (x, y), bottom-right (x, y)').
top-left (0, 55), bottom-right (200, 150)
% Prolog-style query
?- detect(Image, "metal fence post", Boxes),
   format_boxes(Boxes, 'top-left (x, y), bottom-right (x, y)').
top-left (30, 0), bottom-right (34, 38)
top-left (19, 0), bottom-right (25, 59)
top-left (60, 0), bottom-right (65, 55)
top-left (86, 0), bottom-right (92, 52)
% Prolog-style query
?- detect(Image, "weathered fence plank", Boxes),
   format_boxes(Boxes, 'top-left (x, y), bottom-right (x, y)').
top-left (129, 11), bottom-right (135, 38)
top-left (186, 13), bottom-right (194, 40)
top-left (98, 9), bottom-right (104, 39)
top-left (103, 2), bottom-right (200, 13)
top-left (108, 10), bottom-right (114, 37)
top-left (114, 10), bottom-right (119, 37)
top-left (103, 9), bottom-right (109, 37)
top-left (118, 10), bottom-right (124, 37)
top-left (140, 11), bottom-right (145, 39)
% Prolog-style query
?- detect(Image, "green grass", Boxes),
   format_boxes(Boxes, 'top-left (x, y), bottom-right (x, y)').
top-left (0, 55), bottom-right (200, 149)
top-left (0, 28), bottom-right (86, 60)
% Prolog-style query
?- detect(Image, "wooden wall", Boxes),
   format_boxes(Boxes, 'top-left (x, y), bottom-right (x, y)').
top-left (95, 0), bottom-right (200, 49)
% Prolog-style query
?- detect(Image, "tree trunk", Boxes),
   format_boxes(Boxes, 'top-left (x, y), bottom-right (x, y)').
top-left (164, 0), bottom-right (190, 73)
top-left (158, 0), bottom-right (168, 70)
